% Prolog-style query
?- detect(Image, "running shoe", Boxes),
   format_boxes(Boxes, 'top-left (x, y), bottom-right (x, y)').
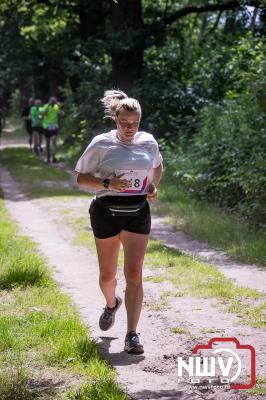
top-left (99, 296), bottom-right (122, 331)
top-left (124, 331), bottom-right (144, 354)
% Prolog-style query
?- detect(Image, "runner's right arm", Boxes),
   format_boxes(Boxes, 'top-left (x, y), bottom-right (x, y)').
top-left (77, 173), bottom-right (130, 191)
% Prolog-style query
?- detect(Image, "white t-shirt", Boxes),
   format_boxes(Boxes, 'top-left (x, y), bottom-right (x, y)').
top-left (75, 130), bottom-right (163, 197)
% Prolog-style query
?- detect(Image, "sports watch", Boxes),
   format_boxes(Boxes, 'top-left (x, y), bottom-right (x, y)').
top-left (102, 178), bottom-right (110, 189)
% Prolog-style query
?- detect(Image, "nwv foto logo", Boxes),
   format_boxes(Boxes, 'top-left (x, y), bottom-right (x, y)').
top-left (177, 337), bottom-right (256, 389)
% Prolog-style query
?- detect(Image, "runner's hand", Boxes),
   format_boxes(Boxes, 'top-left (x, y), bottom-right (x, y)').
top-left (147, 183), bottom-right (158, 202)
top-left (109, 173), bottom-right (130, 191)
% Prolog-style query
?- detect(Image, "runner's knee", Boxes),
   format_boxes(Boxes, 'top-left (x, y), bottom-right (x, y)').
top-left (99, 271), bottom-right (116, 284)
top-left (125, 268), bottom-right (142, 286)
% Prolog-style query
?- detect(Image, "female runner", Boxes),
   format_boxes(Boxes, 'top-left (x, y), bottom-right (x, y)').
top-left (76, 90), bottom-right (163, 354)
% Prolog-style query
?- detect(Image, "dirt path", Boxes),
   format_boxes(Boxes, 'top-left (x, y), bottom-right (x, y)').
top-left (1, 133), bottom-right (265, 399)
top-left (0, 164), bottom-right (265, 400)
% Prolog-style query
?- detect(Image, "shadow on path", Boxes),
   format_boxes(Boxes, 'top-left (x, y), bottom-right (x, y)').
top-left (98, 336), bottom-right (145, 366)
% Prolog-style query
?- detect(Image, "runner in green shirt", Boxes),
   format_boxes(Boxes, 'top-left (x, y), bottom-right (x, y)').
top-left (30, 99), bottom-right (43, 155)
top-left (41, 97), bottom-right (64, 163)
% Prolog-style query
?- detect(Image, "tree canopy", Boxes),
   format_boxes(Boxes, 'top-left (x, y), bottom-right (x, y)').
top-left (0, 0), bottom-right (265, 99)
top-left (0, 0), bottom-right (265, 224)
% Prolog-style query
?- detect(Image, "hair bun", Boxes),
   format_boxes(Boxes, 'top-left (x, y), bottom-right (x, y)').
top-left (101, 90), bottom-right (128, 118)
top-left (101, 89), bottom-right (141, 119)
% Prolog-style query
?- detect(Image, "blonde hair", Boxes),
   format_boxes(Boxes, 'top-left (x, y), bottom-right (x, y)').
top-left (101, 89), bottom-right (141, 119)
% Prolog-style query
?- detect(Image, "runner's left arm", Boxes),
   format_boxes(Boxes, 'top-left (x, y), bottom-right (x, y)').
top-left (152, 162), bottom-right (163, 188)
top-left (147, 162), bottom-right (163, 202)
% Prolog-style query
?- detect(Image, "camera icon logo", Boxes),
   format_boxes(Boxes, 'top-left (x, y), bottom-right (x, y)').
top-left (177, 337), bottom-right (256, 389)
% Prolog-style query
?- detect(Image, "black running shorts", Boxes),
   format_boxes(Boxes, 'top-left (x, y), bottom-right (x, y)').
top-left (89, 196), bottom-right (151, 239)
top-left (32, 126), bottom-right (43, 134)
top-left (44, 128), bottom-right (58, 138)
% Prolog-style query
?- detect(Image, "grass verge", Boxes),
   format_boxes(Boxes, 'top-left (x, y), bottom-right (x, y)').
top-left (0, 196), bottom-right (127, 400)
top-left (0, 147), bottom-right (88, 199)
top-left (152, 171), bottom-right (266, 267)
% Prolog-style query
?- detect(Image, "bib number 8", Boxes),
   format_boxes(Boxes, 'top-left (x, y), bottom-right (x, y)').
top-left (134, 178), bottom-right (140, 188)
top-left (115, 169), bottom-right (147, 193)
top-left (129, 178), bottom-right (141, 188)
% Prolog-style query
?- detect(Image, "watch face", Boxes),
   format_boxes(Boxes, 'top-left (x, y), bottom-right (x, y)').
top-left (102, 179), bottom-right (110, 188)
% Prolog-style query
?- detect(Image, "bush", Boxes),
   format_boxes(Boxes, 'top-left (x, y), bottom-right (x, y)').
top-left (166, 94), bottom-right (266, 225)
top-left (163, 36), bottom-right (266, 226)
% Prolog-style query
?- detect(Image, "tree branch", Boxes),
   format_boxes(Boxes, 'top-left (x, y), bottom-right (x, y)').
top-left (208, 10), bottom-right (223, 35)
top-left (165, 0), bottom-right (264, 25)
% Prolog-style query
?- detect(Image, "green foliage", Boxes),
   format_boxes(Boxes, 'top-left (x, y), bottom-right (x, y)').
top-left (10, 89), bottom-right (22, 118)
top-left (165, 93), bottom-right (266, 224)
top-left (59, 40), bottom-right (113, 151)
top-left (0, 0), bottom-right (78, 101)
top-left (162, 35), bottom-right (266, 225)
top-left (68, 377), bottom-right (128, 400)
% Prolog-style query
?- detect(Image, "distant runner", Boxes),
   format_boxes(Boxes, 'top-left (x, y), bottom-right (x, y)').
top-left (75, 89), bottom-right (163, 354)
top-left (30, 99), bottom-right (43, 155)
top-left (22, 97), bottom-right (34, 151)
top-left (0, 108), bottom-right (6, 146)
top-left (41, 97), bottom-right (64, 163)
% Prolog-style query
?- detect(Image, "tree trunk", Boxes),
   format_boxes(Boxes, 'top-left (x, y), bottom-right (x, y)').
top-left (109, 0), bottom-right (145, 91)
top-left (77, 0), bottom-right (105, 40)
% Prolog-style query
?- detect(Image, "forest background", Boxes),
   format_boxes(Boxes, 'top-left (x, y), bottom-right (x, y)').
top-left (0, 0), bottom-right (265, 227)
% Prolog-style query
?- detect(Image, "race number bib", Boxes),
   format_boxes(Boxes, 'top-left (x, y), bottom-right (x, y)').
top-left (115, 169), bottom-right (148, 193)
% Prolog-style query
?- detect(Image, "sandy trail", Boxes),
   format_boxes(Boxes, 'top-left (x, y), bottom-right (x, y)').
top-left (0, 134), bottom-right (265, 399)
